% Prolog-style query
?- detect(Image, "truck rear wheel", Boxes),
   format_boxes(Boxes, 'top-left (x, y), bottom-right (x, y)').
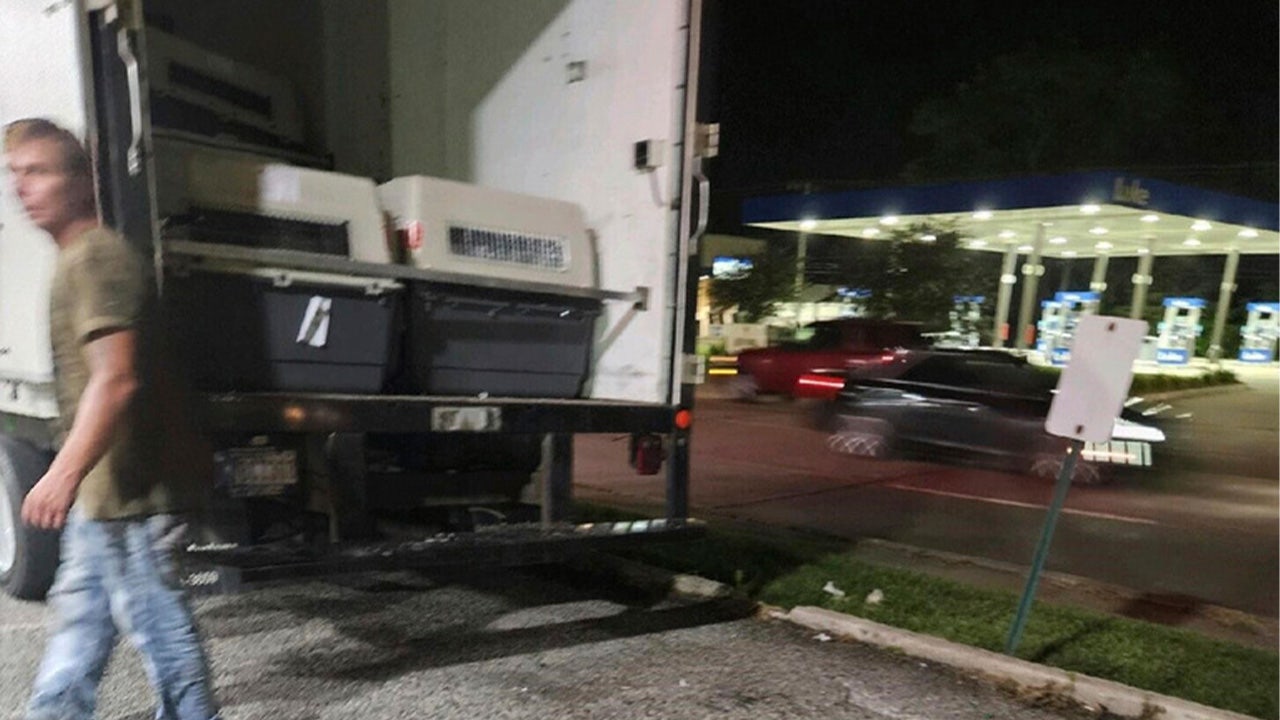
top-left (0, 435), bottom-right (59, 600)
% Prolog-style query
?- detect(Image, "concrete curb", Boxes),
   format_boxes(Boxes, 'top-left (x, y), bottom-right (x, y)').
top-left (1138, 382), bottom-right (1251, 402)
top-left (786, 606), bottom-right (1260, 720)
top-left (577, 552), bottom-right (1260, 720)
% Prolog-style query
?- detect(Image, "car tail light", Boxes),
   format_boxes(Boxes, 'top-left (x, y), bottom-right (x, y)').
top-left (795, 373), bottom-right (845, 399)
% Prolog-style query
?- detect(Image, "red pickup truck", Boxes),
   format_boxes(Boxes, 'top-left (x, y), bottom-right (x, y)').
top-left (733, 319), bottom-right (927, 399)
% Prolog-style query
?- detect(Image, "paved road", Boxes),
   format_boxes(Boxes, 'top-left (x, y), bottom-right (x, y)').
top-left (576, 369), bottom-right (1279, 616)
top-left (0, 568), bottom-right (1089, 720)
top-left (1155, 366), bottom-right (1278, 480)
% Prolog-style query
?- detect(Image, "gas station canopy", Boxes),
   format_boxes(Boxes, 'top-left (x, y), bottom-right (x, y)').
top-left (742, 171), bottom-right (1278, 259)
top-left (741, 171), bottom-right (1278, 361)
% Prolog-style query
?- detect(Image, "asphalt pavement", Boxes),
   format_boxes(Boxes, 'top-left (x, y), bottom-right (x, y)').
top-left (0, 567), bottom-right (1095, 720)
top-left (575, 365), bottom-right (1279, 643)
top-left (0, 367), bottom-right (1269, 719)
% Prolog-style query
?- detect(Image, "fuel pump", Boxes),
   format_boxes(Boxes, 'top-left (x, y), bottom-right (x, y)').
top-left (1156, 297), bottom-right (1205, 365)
top-left (1036, 300), bottom-right (1064, 358)
top-left (1239, 302), bottom-right (1279, 363)
top-left (1043, 291), bottom-right (1099, 365)
top-left (939, 295), bottom-right (984, 348)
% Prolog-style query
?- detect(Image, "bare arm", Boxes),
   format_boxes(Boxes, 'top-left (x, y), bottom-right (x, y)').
top-left (22, 329), bottom-right (139, 529)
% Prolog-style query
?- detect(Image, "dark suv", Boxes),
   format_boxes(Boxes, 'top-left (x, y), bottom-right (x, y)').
top-left (823, 349), bottom-right (1167, 484)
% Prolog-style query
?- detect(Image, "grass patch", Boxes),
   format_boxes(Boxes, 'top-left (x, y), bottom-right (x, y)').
top-left (1129, 369), bottom-right (1239, 395)
top-left (1032, 366), bottom-right (1240, 396)
top-left (585, 506), bottom-right (1278, 719)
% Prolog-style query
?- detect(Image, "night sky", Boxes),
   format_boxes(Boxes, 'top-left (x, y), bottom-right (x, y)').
top-left (700, 0), bottom-right (1278, 307)
top-left (705, 0), bottom-right (1278, 197)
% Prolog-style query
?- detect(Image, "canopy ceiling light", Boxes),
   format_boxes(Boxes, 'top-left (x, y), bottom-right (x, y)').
top-left (743, 171), bottom-right (1279, 259)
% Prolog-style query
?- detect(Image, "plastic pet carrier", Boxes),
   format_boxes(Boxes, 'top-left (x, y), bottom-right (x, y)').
top-left (405, 284), bottom-right (600, 398)
top-left (164, 269), bottom-right (401, 394)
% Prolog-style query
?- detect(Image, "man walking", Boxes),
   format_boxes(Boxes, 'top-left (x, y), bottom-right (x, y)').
top-left (5, 118), bottom-right (219, 720)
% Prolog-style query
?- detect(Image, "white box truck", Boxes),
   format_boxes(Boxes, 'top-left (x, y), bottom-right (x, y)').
top-left (0, 0), bottom-right (713, 598)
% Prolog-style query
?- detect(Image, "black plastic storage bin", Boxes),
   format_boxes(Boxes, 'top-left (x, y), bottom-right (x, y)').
top-left (163, 271), bottom-right (401, 393)
top-left (405, 284), bottom-right (601, 398)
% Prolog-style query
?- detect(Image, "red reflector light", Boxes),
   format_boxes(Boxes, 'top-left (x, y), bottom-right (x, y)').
top-left (795, 374), bottom-right (845, 400)
top-left (630, 433), bottom-right (664, 475)
top-left (796, 375), bottom-right (845, 389)
top-left (674, 409), bottom-right (693, 430)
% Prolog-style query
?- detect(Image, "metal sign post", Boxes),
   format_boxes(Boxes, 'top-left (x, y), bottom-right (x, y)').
top-left (1004, 438), bottom-right (1084, 654)
top-left (1005, 315), bottom-right (1147, 656)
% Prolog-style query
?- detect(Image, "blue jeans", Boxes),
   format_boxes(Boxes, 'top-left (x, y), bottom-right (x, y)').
top-left (26, 510), bottom-right (219, 720)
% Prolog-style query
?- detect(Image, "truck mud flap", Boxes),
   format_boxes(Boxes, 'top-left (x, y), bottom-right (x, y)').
top-left (183, 518), bottom-right (705, 593)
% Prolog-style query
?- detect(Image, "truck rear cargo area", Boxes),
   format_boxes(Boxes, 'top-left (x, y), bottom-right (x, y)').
top-left (0, 0), bottom-right (701, 598)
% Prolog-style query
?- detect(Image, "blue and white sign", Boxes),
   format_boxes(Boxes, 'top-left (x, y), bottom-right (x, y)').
top-left (1055, 291), bottom-right (1100, 304)
top-left (837, 287), bottom-right (872, 299)
top-left (712, 256), bottom-right (754, 279)
top-left (1163, 297), bottom-right (1208, 310)
top-left (1156, 348), bottom-right (1190, 365)
top-left (1050, 347), bottom-right (1072, 365)
top-left (1239, 348), bottom-right (1274, 363)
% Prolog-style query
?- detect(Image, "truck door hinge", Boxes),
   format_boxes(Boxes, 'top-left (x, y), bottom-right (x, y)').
top-left (694, 123), bottom-right (719, 159)
top-left (681, 353), bottom-right (706, 385)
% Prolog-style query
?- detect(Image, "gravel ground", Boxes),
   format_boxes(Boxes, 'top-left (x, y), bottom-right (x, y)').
top-left (1, 567), bottom-right (1090, 720)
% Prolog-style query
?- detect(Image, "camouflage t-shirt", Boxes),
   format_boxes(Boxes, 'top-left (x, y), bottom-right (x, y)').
top-left (49, 227), bottom-right (208, 520)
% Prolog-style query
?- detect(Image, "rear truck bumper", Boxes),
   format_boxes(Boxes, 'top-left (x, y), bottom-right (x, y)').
top-left (183, 518), bottom-right (706, 593)
top-left (181, 392), bottom-right (697, 595)
top-left (200, 392), bottom-right (677, 435)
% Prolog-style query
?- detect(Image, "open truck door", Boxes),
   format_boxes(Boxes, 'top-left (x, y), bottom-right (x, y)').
top-left (1, 0), bottom-right (165, 598)
top-left (0, 1), bottom-right (111, 599)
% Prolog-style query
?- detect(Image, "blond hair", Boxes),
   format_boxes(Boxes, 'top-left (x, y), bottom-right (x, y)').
top-left (5, 118), bottom-right (93, 179)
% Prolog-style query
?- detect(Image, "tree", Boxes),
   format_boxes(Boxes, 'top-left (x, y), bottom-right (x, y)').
top-left (840, 222), bottom-right (995, 332)
top-left (905, 45), bottom-right (1196, 180)
top-left (708, 245), bottom-right (798, 323)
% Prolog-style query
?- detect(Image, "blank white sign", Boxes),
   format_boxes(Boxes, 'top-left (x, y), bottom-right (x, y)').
top-left (1045, 315), bottom-right (1149, 442)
